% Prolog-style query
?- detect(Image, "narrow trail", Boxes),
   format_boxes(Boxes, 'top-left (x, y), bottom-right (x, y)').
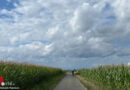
top-left (54, 72), bottom-right (87, 90)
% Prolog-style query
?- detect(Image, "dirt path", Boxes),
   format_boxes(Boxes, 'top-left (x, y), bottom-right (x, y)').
top-left (54, 73), bottom-right (87, 90)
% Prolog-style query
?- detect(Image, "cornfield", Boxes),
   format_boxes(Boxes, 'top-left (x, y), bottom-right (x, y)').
top-left (0, 61), bottom-right (64, 89)
top-left (78, 64), bottom-right (130, 90)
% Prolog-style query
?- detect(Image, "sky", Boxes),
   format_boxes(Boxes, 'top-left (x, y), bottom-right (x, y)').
top-left (0, 0), bottom-right (130, 69)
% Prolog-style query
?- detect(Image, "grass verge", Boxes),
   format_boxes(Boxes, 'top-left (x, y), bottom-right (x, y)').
top-left (28, 74), bottom-right (65, 90)
top-left (77, 75), bottom-right (112, 90)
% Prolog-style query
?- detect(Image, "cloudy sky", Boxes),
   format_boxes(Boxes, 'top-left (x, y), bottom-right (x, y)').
top-left (0, 0), bottom-right (130, 69)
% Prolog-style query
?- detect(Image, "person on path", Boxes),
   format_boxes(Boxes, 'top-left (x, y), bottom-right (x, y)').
top-left (72, 70), bottom-right (74, 76)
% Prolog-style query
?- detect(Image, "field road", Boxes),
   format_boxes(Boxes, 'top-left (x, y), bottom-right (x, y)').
top-left (54, 72), bottom-right (87, 90)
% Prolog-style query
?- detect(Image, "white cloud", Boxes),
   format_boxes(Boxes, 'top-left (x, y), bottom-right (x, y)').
top-left (112, 0), bottom-right (130, 21)
top-left (7, 0), bottom-right (11, 3)
top-left (128, 62), bottom-right (130, 66)
top-left (70, 3), bottom-right (98, 32)
top-left (46, 26), bottom-right (59, 39)
top-left (0, 0), bottom-right (130, 69)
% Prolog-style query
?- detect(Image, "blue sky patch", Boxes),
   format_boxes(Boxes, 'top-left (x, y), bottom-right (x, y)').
top-left (106, 15), bottom-right (116, 20)
top-left (0, 0), bottom-right (19, 10)
top-left (114, 39), bottom-right (130, 48)
top-left (0, 14), bottom-right (13, 18)
top-left (103, 3), bottom-right (111, 11)
top-left (15, 40), bottom-right (52, 47)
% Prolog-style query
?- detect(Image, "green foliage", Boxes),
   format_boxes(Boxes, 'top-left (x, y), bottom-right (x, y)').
top-left (29, 74), bottom-right (65, 90)
top-left (78, 65), bottom-right (130, 90)
top-left (0, 61), bottom-right (64, 89)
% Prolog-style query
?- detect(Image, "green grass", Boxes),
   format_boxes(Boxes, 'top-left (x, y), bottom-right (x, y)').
top-left (77, 75), bottom-right (113, 90)
top-left (29, 74), bottom-right (65, 90)
top-left (0, 61), bottom-right (65, 89)
top-left (77, 64), bottom-right (130, 90)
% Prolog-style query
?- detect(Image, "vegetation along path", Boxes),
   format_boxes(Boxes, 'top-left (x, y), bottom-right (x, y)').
top-left (54, 72), bottom-right (87, 90)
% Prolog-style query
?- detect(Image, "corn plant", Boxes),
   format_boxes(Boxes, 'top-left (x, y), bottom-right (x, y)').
top-left (0, 61), bottom-right (64, 89)
top-left (78, 64), bottom-right (130, 90)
